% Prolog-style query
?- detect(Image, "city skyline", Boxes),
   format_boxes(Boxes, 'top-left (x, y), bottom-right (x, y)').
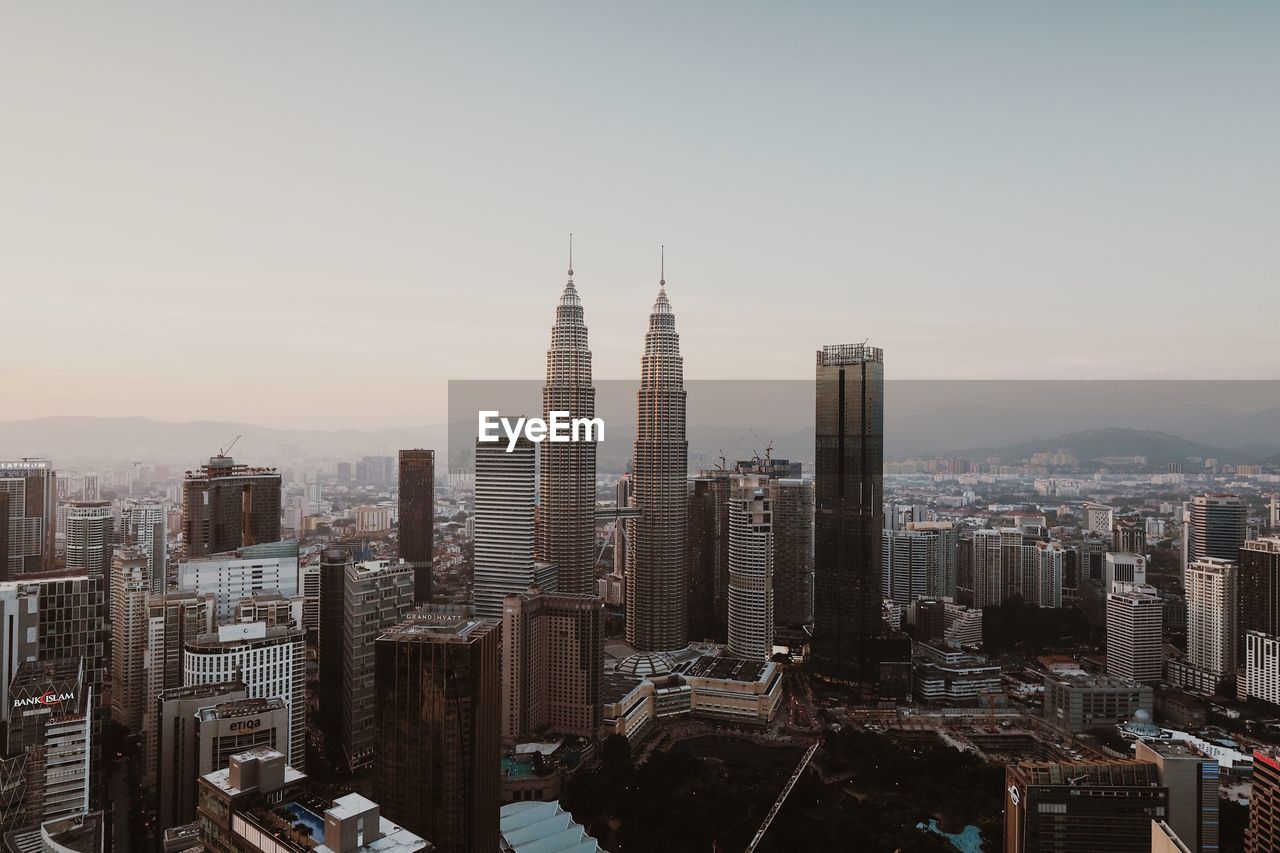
top-left (5, 3), bottom-right (1279, 430)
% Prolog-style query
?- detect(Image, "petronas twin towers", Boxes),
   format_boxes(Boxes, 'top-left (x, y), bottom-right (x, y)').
top-left (537, 244), bottom-right (687, 651)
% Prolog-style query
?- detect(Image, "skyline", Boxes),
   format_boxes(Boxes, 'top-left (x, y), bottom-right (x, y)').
top-left (5, 3), bottom-right (1280, 430)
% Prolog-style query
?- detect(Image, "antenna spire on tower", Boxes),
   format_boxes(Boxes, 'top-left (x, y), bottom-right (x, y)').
top-left (660, 244), bottom-right (665, 288)
top-left (568, 232), bottom-right (574, 278)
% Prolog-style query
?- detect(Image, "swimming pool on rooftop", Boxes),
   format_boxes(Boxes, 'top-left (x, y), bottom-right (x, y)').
top-left (282, 802), bottom-right (325, 840)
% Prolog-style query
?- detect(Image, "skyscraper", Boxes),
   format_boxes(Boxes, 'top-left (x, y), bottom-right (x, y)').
top-left (1106, 582), bottom-right (1164, 683)
top-left (473, 436), bottom-right (555, 619)
top-left (882, 523), bottom-right (957, 605)
top-left (182, 456), bottom-right (281, 557)
top-left (771, 478), bottom-right (814, 628)
top-left (1247, 750), bottom-right (1280, 852)
top-left (687, 470), bottom-right (733, 635)
top-left (727, 474), bottom-right (774, 661)
top-left (0, 459), bottom-right (56, 577)
top-left (1133, 740), bottom-right (1219, 853)
top-left (1184, 494), bottom-right (1247, 575)
top-left (537, 244), bottom-right (597, 596)
top-left (64, 501), bottom-right (113, 580)
top-left (375, 608), bottom-right (500, 853)
top-left (627, 262), bottom-right (687, 651)
top-left (812, 344), bottom-right (886, 684)
top-left (397, 449), bottom-right (435, 603)
top-left (122, 499), bottom-right (167, 592)
top-left (501, 588), bottom-right (603, 741)
top-left (176, 540), bottom-right (300, 621)
top-left (1185, 557), bottom-right (1238, 688)
top-left (340, 558), bottom-right (416, 772)
top-left (155, 681), bottom-right (247, 831)
top-left (110, 551), bottom-right (150, 733)
top-left (143, 590), bottom-right (216, 786)
top-left (1239, 537), bottom-right (1280, 638)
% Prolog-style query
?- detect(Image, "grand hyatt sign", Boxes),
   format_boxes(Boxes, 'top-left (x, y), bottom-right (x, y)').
top-left (13, 689), bottom-right (76, 710)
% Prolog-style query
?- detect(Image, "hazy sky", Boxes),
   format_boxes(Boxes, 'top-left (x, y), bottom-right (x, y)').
top-left (3, 2), bottom-right (1277, 430)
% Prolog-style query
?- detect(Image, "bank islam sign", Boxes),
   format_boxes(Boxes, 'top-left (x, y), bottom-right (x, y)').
top-left (13, 689), bottom-right (76, 711)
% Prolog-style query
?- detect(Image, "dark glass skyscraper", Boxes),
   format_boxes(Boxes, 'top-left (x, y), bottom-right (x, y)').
top-left (398, 449), bottom-right (435, 602)
top-left (182, 456), bottom-right (281, 557)
top-left (811, 344), bottom-right (885, 684)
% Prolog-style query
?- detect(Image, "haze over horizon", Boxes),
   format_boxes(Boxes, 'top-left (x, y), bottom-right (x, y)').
top-left (5, 2), bottom-right (1278, 430)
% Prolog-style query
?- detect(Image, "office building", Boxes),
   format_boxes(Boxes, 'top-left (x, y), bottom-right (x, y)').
top-left (687, 471), bottom-right (732, 633)
top-left (1185, 558), bottom-right (1238, 689)
top-left (196, 748), bottom-right (431, 853)
top-left (812, 344), bottom-right (885, 684)
top-left (122, 499), bottom-right (168, 592)
top-left (473, 438), bottom-right (554, 619)
top-left (726, 474), bottom-right (773, 661)
top-left (184, 622), bottom-right (305, 770)
top-left (627, 268), bottom-right (688, 651)
top-left (501, 588), bottom-right (603, 742)
top-left (1105, 552), bottom-right (1148, 593)
top-left (1133, 740), bottom-right (1218, 853)
top-left (536, 253), bottom-right (597, 596)
top-left (197, 697), bottom-right (290, 784)
top-left (176, 540), bottom-right (299, 621)
top-left (300, 561), bottom-right (321, 642)
top-left (110, 551), bottom-right (151, 732)
top-left (340, 559), bottom-right (416, 772)
top-left (0, 459), bottom-right (56, 577)
top-left (64, 502), bottom-right (112, 581)
top-left (155, 681), bottom-right (247, 832)
top-left (1240, 538), bottom-right (1280, 700)
top-left (1247, 750), bottom-right (1280, 852)
top-left (1184, 494), bottom-right (1247, 574)
top-left (1043, 673), bottom-right (1152, 735)
top-left (235, 592), bottom-right (304, 629)
top-left (1084, 503), bottom-right (1115, 536)
top-left (182, 456), bottom-right (281, 557)
top-left (317, 545), bottom-right (351, 751)
top-left (771, 478), bottom-right (814, 628)
top-left (143, 590), bottom-right (216, 784)
top-left (374, 609), bottom-right (499, 853)
top-left (397, 449), bottom-right (435, 604)
top-left (911, 645), bottom-right (1001, 705)
top-left (1005, 760), bottom-right (1168, 853)
top-left (1113, 518), bottom-right (1147, 555)
top-left (1107, 583), bottom-right (1164, 683)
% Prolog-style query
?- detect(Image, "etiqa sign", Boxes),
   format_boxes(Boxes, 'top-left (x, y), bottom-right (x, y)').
top-left (477, 411), bottom-right (604, 451)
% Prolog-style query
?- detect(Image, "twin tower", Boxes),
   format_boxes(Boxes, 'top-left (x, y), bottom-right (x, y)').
top-left (539, 246), bottom-right (687, 651)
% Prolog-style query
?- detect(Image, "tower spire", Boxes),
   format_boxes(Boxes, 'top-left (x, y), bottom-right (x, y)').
top-left (660, 244), bottom-right (665, 288)
top-left (568, 232), bottom-right (574, 279)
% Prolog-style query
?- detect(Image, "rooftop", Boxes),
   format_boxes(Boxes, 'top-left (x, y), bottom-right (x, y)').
top-left (499, 801), bottom-right (600, 853)
top-left (683, 655), bottom-right (769, 683)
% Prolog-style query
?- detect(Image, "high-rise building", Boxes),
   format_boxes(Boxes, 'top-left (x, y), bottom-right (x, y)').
top-left (184, 622), bottom-right (305, 771)
top-left (501, 588), bottom-right (603, 741)
top-left (687, 471), bottom-right (733, 634)
top-left (64, 501), bottom-right (113, 581)
top-left (1105, 552), bottom-right (1148, 593)
top-left (182, 456), bottom-right (281, 557)
top-left (627, 267), bottom-right (687, 651)
top-left (771, 478), bottom-right (814, 628)
top-left (375, 608), bottom-right (499, 853)
top-left (176, 540), bottom-right (299, 620)
top-left (1184, 494), bottom-right (1247, 574)
top-left (0, 459), bottom-right (57, 577)
top-left (969, 528), bottom-right (1038, 607)
top-left (537, 249), bottom-right (597, 596)
top-left (122, 499), bottom-right (168, 592)
top-left (1133, 740), bottom-right (1219, 853)
top-left (882, 522), bottom-right (957, 605)
top-left (340, 559), bottom-right (416, 772)
top-left (299, 561), bottom-right (320, 642)
top-left (143, 590), bottom-right (216, 785)
top-left (812, 344), bottom-right (886, 684)
top-left (1106, 582), bottom-right (1164, 683)
top-left (110, 550), bottom-right (151, 733)
top-left (1005, 760), bottom-right (1168, 853)
top-left (473, 437), bottom-right (555, 619)
top-left (317, 545), bottom-right (351, 750)
top-left (155, 681), bottom-right (247, 832)
top-left (397, 449), bottom-right (435, 603)
top-left (727, 474), bottom-right (774, 661)
top-left (1033, 541), bottom-right (1066, 608)
top-left (1113, 518), bottom-right (1147, 555)
top-left (1084, 503), bottom-right (1115, 536)
top-left (1248, 750), bottom-right (1280, 852)
top-left (1185, 557), bottom-right (1238, 687)
top-left (1240, 537), bottom-right (1280, 639)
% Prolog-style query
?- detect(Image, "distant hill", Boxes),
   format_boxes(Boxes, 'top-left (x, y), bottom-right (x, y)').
top-left (0, 416), bottom-right (449, 468)
top-left (955, 428), bottom-right (1249, 466)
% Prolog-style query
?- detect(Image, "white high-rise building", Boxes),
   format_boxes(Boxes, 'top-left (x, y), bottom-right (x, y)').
top-left (1185, 558), bottom-right (1238, 681)
top-left (183, 622), bottom-right (305, 770)
top-left (123, 500), bottom-right (168, 592)
top-left (727, 474), bottom-right (773, 661)
top-left (1033, 541), bottom-right (1066, 608)
top-left (1106, 582), bottom-right (1164, 683)
top-left (473, 436), bottom-right (555, 619)
top-left (1105, 552), bottom-right (1148, 593)
top-left (883, 522), bottom-right (957, 605)
top-left (176, 540), bottom-right (300, 621)
top-left (64, 501), bottom-right (113, 579)
top-left (1084, 503), bottom-right (1115, 536)
top-left (627, 263), bottom-right (688, 652)
top-left (1246, 631), bottom-right (1280, 706)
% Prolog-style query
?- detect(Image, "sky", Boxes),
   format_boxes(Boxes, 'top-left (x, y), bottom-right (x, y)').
top-left (3, 2), bottom-right (1277, 429)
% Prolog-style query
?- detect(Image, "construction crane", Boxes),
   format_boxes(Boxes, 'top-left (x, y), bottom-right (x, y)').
top-left (218, 434), bottom-right (242, 458)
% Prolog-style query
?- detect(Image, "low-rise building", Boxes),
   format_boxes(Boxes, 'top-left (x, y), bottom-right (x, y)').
top-left (1043, 673), bottom-right (1153, 735)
